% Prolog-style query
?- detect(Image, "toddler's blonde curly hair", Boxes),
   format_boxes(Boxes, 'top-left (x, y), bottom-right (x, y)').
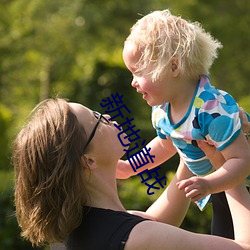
top-left (125, 9), bottom-right (222, 81)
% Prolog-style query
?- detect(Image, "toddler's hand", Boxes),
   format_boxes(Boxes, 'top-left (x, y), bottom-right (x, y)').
top-left (177, 176), bottom-right (211, 202)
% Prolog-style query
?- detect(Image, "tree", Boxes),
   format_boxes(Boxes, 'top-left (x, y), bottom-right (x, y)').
top-left (0, 1), bottom-right (249, 248)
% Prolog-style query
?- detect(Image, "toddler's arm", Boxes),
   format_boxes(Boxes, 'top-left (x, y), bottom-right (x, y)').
top-left (178, 132), bottom-right (250, 201)
top-left (116, 136), bottom-right (177, 179)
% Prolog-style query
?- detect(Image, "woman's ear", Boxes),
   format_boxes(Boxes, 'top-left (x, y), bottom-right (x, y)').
top-left (170, 57), bottom-right (180, 77)
top-left (82, 155), bottom-right (97, 169)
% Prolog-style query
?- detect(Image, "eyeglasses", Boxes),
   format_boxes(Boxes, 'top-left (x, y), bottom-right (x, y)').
top-left (84, 111), bottom-right (110, 151)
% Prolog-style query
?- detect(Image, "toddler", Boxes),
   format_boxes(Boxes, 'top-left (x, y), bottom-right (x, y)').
top-left (119, 9), bottom-right (250, 238)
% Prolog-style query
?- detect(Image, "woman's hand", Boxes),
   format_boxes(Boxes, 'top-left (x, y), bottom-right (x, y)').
top-left (239, 107), bottom-right (250, 140)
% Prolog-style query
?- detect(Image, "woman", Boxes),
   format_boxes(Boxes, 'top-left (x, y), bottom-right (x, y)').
top-left (13, 98), bottom-right (250, 249)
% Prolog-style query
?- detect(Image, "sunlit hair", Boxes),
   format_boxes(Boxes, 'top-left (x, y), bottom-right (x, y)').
top-left (125, 9), bottom-right (222, 81)
top-left (13, 98), bottom-right (88, 246)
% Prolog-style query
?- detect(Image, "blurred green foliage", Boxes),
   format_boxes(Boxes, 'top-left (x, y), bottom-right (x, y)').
top-left (0, 0), bottom-right (249, 248)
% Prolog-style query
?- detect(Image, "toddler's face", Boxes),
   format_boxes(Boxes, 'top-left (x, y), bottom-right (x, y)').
top-left (123, 43), bottom-right (173, 106)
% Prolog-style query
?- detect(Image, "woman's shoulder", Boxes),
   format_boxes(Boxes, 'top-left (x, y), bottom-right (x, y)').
top-left (66, 206), bottom-right (148, 250)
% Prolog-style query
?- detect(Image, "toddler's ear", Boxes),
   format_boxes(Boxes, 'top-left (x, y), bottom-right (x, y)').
top-left (171, 63), bottom-right (178, 72)
top-left (171, 57), bottom-right (180, 76)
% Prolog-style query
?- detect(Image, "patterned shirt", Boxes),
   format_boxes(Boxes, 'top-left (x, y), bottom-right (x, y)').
top-left (152, 75), bottom-right (241, 176)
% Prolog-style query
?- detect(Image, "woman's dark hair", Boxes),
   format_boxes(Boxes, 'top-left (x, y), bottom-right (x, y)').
top-left (13, 98), bottom-right (88, 246)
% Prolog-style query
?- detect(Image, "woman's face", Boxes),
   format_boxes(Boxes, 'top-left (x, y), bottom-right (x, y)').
top-left (68, 103), bottom-right (128, 161)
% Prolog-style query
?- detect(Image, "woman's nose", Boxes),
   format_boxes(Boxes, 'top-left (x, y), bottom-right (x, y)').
top-left (103, 114), bottom-right (111, 121)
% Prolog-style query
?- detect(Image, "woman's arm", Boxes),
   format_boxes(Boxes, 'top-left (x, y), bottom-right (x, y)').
top-left (126, 113), bottom-right (250, 249)
top-left (129, 159), bottom-right (193, 226)
top-left (225, 184), bottom-right (250, 245)
top-left (125, 183), bottom-right (250, 250)
top-left (145, 159), bottom-right (192, 226)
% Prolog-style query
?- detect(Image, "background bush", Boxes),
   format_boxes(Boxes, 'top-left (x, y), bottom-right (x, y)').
top-left (0, 0), bottom-right (248, 248)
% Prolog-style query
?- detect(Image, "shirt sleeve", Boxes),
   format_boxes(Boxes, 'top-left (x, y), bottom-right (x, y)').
top-left (151, 105), bottom-right (169, 140)
top-left (197, 90), bottom-right (241, 150)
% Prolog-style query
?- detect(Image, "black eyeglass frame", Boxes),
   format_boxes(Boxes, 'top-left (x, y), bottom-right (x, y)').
top-left (83, 111), bottom-right (110, 151)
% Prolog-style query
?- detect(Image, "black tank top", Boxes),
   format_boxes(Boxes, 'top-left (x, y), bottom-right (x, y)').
top-left (66, 206), bottom-right (148, 250)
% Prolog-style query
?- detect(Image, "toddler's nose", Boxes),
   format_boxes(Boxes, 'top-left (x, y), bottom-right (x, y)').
top-left (131, 78), bottom-right (138, 88)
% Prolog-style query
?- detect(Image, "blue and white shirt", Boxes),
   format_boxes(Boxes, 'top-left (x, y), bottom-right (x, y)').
top-left (152, 75), bottom-right (242, 176)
